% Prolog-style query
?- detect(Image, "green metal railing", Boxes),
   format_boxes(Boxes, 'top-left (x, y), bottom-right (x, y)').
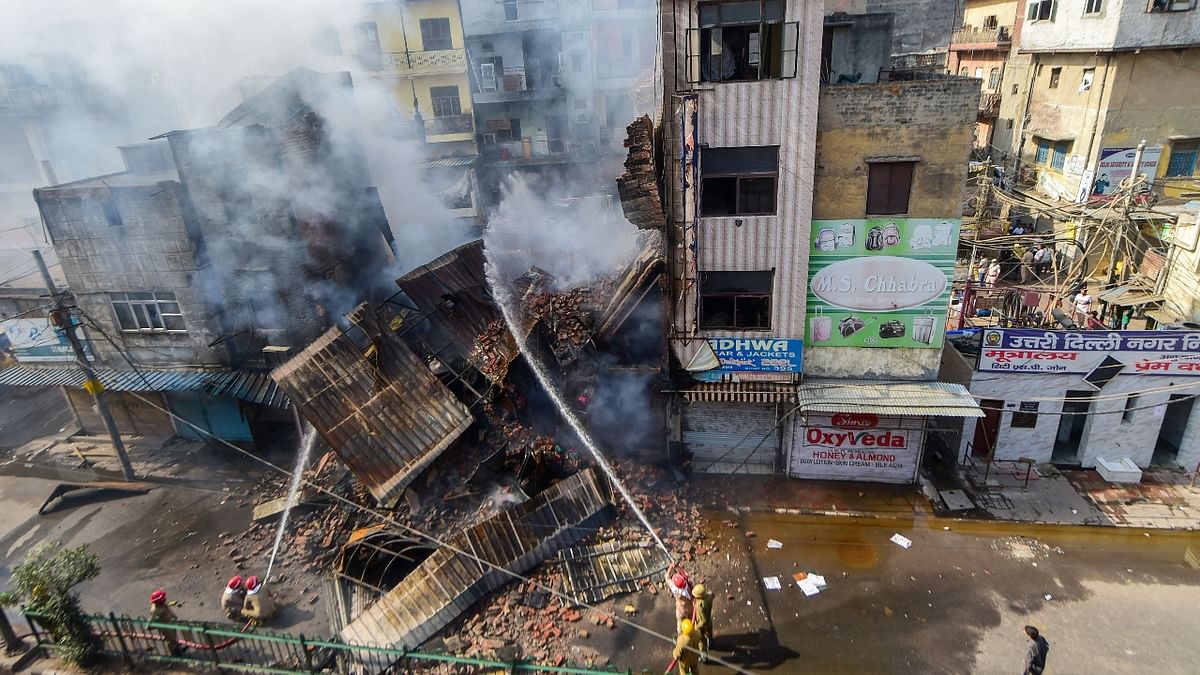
top-left (22, 611), bottom-right (635, 674)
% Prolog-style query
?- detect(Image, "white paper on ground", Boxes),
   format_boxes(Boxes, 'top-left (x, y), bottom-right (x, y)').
top-left (763, 576), bottom-right (782, 590)
top-left (890, 533), bottom-right (913, 549)
top-left (798, 579), bottom-right (820, 596)
top-left (809, 574), bottom-right (827, 588)
top-left (767, 539), bottom-right (783, 549)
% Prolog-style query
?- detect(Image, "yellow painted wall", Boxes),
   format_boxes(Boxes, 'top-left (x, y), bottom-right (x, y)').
top-left (1019, 52), bottom-right (1113, 169)
top-left (963, 0), bottom-right (1019, 28)
top-left (367, 0), bottom-right (464, 53)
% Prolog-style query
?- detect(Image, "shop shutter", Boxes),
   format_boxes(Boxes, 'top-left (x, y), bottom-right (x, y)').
top-left (682, 403), bottom-right (779, 474)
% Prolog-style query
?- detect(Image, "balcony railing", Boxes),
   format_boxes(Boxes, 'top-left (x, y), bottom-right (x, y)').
top-left (382, 48), bottom-right (467, 76)
top-left (425, 113), bottom-right (474, 137)
top-left (951, 26), bottom-right (1012, 46)
top-left (979, 92), bottom-right (1001, 117)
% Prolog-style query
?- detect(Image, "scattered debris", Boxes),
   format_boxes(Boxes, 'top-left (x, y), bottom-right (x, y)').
top-left (767, 539), bottom-right (783, 550)
top-left (763, 576), bottom-right (781, 591)
top-left (890, 533), bottom-right (913, 549)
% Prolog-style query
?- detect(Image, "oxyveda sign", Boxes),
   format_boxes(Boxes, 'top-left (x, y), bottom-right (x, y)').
top-left (806, 218), bottom-right (960, 349)
top-left (790, 414), bottom-right (922, 483)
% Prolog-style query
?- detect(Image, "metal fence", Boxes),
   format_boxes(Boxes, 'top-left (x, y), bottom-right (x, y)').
top-left (23, 611), bottom-right (634, 674)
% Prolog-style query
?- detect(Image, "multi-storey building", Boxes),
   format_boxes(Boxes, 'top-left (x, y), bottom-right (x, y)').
top-left (948, 0), bottom-right (1024, 149)
top-left (661, 1), bottom-right (981, 481)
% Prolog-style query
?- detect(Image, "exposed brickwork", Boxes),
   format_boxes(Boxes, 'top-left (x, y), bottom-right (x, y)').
top-left (616, 115), bottom-right (665, 231)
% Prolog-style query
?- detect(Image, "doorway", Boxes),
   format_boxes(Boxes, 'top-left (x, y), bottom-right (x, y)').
top-left (1152, 394), bottom-right (1196, 467)
top-left (972, 399), bottom-right (1003, 459)
top-left (1052, 390), bottom-right (1094, 464)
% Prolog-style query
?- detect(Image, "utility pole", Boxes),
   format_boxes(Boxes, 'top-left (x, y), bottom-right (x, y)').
top-left (33, 250), bottom-right (136, 480)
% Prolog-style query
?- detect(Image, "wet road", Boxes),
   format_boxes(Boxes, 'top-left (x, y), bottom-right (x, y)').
top-left (703, 512), bottom-right (1200, 674)
top-left (0, 385), bottom-right (73, 452)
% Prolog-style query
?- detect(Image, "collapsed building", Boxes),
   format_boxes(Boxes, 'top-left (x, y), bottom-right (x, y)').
top-left (268, 117), bottom-right (668, 656)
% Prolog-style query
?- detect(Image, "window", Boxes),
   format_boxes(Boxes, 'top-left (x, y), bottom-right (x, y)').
top-left (1012, 402), bottom-right (1039, 428)
top-left (1048, 67), bottom-right (1061, 88)
top-left (1080, 68), bottom-right (1094, 92)
top-left (1085, 0), bottom-right (1103, 13)
top-left (988, 68), bottom-right (1001, 89)
top-left (983, 14), bottom-right (999, 28)
top-left (1012, 83), bottom-right (1018, 95)
top-left (865, 161), bottom-right (915, 215)
top-left (481, 41), bottom-right (494, 52)
top-left (1122, 394), bottom-right (1139, 423)
top-left (100, 198), bottom-right (122, 227)
top-left (699, 271), bottom-right (773, 330)
top-left (485, 118), bottom-right (521, 142)
top-left (1035, 138), bottom-right (1051, 164)
top-left (1149, 0), bottom-right (1195, 12)
top-left (974, 66), bottom-right (984, 79)
top-left (419, 18), bottom-right (453, 51)
top-left (354, 22), bottom-right (382, 70)
top-left (1051, 142), bottom-right (1069, 171)
top-left (1167, 140), bottom-right (1199, 177)
top-left (960, 67), bottom-right (969, 76)
top-left (503, 0), bottom-right (519, 21)
top-left (429, 86), bottom-right (461, 117)
top-left (111, 292), bottom-right (185, 333)
top-left (697, 0), bottom-right (795, 82)
top-left (700, 146), bottom-right (779, 216)
top-left (1027, 0), bottom-right (1057, 20)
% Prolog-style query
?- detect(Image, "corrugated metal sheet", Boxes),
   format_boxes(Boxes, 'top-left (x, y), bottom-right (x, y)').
top-left (560, 541), bottom-right (671, 604)
top-left (272, 303), bottom-right (474, 507)
top-left (797, 380), bottom-right (983, 417)
top-left (682, 382), bottom-right (796, 403)
top-left (415, 156), bottom-right (477, 169)
top-left (0, 365), bottom-right (290, 409)
top-left (683, 402), bottom-right (779, 474)
top-left (340, 468), bottom-right (611, 650)
top-left (394, 240), bottom-right (517, 384)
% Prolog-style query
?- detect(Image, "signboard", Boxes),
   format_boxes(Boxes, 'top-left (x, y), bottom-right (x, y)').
top-left (978, 328), bottom-right (1200, 376)
top-left (789, 414), bottom-right (922, 483)
top-left (806, 218), bottom-right (960, 349)
top-left (706, 337), bottom-right (802, 372)
top-left (1091, 146), bottom-right (1163, 196)
top-left (0, 317), bottom-right (91, 363)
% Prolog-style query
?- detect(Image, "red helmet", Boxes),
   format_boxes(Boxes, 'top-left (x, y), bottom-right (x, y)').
top-left (150, 589), bottom-right (167, 605)
top-left (228, 576), bottom-right (243, 590)
top-left (245, 575), bottom-right (259, 591)
top-left (672, 573), bottom-right (688, 589)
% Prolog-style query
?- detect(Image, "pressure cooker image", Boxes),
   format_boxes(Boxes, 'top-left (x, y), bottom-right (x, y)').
top-left (865, 226), bottom-right (884, 251)
top-left (879, 320), bottom-right (906, 339)
top-left (838, 315), bottom-right (866, 338)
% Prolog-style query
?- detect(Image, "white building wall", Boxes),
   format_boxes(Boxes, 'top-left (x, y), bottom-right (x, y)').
top-left (960, 370), bottom-right (1200, 470)
top-left (1161, 210), bottom-right (1200, 323)
top-left (662, 0), bottom-right (823, 364)
top-left (1020, 0), bottom-right (1200, 52)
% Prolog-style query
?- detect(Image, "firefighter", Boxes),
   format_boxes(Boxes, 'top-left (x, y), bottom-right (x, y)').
top-left (692, 583), bottom-right (713, 662)
top-left (149, 589), bottom-right (184, 656)
top-left (672, 618), bottom-right (701, 675)
top-left (242, 576), bottom-right (275, 623)
top-left (665, 565), bottom-right (693, 626)
top-left (221, 576), bottom-right (246, 621)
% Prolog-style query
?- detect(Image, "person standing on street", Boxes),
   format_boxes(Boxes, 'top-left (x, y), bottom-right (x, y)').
top-left (692, 583), bottom-right (713, 662)
top-left (242, 576), bottom-right (275, 624)
top-left (986, 259), bottom-right (1002, 287)
top-left (1021, 248), bottom-right (1035, 284)
top-left (665, 565), bottom-right (693, 627)
top-left (221, 576), bottom-right (246, 622)
top-left (149, 589), bottom-right (184, 656)
top-left (672, 618), bottom-right (701, 675)
top-left (1023, 625), bottom-right (1049, 674)
top-left (977, 257), bottom-right (991, 286)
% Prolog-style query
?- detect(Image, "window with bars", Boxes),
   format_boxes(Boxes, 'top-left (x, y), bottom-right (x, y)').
top-left (111, 292), bottom-right (186, 333)
top-left (988, 68), bottom-right (1001, 89)
top-left (866, 161), bottom-right (915, 215)
top-left (1051, 142), bottom-right (1069, 171)
top-left (1167, 140), bottom-right (1199, 177)
top-left (1035, 138), bottom-right (1050, 164)
top-left (429, 86), bottom-right (462, 117)
top-left (700, 146), bottom-right (779, 216)
top-left (699, 271), bottom-right (773, 330)
top-left (419, 18), bottom-right (453, 51)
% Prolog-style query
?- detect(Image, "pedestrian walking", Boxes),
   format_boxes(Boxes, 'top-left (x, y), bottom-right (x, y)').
top-left (977, 257), bottom-right (991, 286)
top-left (1074, 287), bottom-right (1093, 322)
top-left (1021, 248), bottom-right (1035, 284)
top-left (221, 576), bottom-right (246, 622)
top-left (149, 589), bottom-right (184, 656)
top-left (691, 583), bottom-right (713, 662)
top-left (665, 565), bottom-right (693, 626)
top-left (986, 259), bottom-right (1001, 287)
top-left (672, 618), bottom-right (701, 675)
top-left (1022, 625), bottom-right (1050, 674)
top-left (1032, 246), bottom-right (1046, 276)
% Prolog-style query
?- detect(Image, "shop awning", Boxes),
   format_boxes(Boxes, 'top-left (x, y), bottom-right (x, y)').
top-left (0, 365), bottom-right (290, 408)
top-left (682, 382), bottom-right (796, 404)
top-left (796, 380), bottom-right (983, 418)
top-left (1098, 280), bottom-right (1162, 307)
top-left (1146, 307), bottom-right (1184, 325)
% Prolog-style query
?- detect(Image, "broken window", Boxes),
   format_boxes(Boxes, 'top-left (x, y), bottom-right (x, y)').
top-left (700, 270), bottom-right (773, 330)
top-left (866, 161), bottom-right (915, 215)
top-left (429, 86), bottom-right (462, 117)
top-left (700, 146), bottom-right (778, 216)
top-left (355, 22), bottom-right (382, 71)
top-left (690, 1), bottom-right (797, 82)
top-left (419, 18), bottom-right (453, 51)
top-left (111, 292), bottom-right (186, 333)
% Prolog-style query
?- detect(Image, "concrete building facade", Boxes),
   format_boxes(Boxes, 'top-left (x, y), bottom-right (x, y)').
top-left (947, 0), bottom-right (1024, 149)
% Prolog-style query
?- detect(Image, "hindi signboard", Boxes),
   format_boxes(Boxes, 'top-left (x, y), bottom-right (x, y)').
top-left (977, 328), bottom-right (1200, 376)
top-left (806, 218), bottom-right (960, 349)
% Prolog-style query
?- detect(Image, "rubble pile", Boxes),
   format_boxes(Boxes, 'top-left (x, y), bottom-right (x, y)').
top-left (525, 289), bottom-right (594, 363)
top-left (472, 319), bottom-right (516, 382)
top-left (615, 115), bottom-right (666, 231)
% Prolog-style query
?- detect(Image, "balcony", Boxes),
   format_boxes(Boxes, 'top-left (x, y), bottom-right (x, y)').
top-left (424, 114), bottom-right (474, 138)
top-left (979, 92), bottom-right (1001, 118)
top-left (474, 69), bottom-right (565, 104)
top-left (382, 49), bottom-right (467, 77)
top-left (950, 26), bottom-right (1012, 49)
